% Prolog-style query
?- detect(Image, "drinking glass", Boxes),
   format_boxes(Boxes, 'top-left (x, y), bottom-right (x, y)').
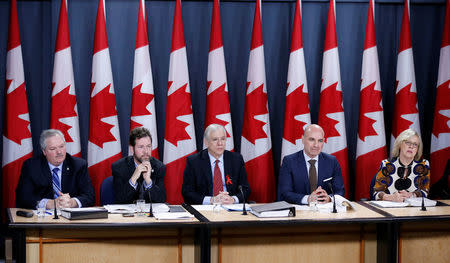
top-left (136, 199), bottom-right (146, 216)
top-left (36, 201), bottom-right (45, 218)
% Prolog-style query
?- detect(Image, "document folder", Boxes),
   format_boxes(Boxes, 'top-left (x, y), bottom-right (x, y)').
top-left (60, 207), bottom-right (108, 220)
top-left (250, 201), bottom-right (296, 218)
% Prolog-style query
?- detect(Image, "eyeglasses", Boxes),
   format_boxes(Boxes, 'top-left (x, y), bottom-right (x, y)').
top-left (404, 141), bottom-right (419, 148)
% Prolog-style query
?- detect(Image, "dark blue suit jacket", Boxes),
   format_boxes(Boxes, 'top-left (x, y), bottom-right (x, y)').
top-left (182, 149), bottom-right (250, 204)
top-left (15, 154), bottom-right (95, 209)
top-left (278, 150), bottom-right (345, 204)
top-left (112, 156), bottom-right (166, 204)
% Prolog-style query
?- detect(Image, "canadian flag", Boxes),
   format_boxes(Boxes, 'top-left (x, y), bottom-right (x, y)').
top-left (391, 0), bottom-right (421, 151)
top-left (355, 0), bottom-right (387, 200)
top-left (204, 0), bottom-right (234, 151)
top-left (281, 0), bottom-right (311, 162)
top-left (430, 0), bottom-right (450, 185)
top-left (241, 0), bottom-right (275, 203)
top-left (130, 0), bottom-right (159, 158)
top-left (2, 0), bottom-right (33, 209)
top-left (164, 0), bottom-right (197, 204)
top-left (317, 0), bottom-right (349, 197)
top-left (50, 0), bottom-right (81, 157)
top-left (88, 0), bottom-right (122, 205)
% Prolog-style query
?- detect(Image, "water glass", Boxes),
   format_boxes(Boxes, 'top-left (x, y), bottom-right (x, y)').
top-left (136, 199), bottom-right (146, 216)
top-left (36, 201), bottom-right (45, 218)
top-left (309, 195), bottom-right (318, 211)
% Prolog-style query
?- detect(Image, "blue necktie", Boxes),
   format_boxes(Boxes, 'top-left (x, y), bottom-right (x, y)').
top-left (52, 167), bottom-right (61, 198)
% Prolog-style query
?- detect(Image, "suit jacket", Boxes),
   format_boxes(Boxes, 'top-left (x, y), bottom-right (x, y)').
top-left (278, 150), bottom-right (345, 204)
top-left (15, 154), bottom-right (95, 209)
top-left (182, 149), bottom-right (250, 205)
top-left (112, 156), bottom-right (166, 204)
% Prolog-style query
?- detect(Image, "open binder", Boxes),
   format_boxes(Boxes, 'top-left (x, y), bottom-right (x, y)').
top-left (250, 201), bottom-right (296, 218)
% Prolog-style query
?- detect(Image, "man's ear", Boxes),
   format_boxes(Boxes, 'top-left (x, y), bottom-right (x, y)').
top-left (129, 145), bottom-right (134, 155)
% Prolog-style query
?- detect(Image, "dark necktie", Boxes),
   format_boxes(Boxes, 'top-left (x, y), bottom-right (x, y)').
top-left (308, 160), bottom-right (317, 192)
top-left (213, 160), bottom-right (223, 196)
top-left (52, 167), bottom-right (61, 198)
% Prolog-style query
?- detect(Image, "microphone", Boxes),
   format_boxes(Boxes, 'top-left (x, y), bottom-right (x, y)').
top-left (238, 185), bottom-right (247, 215)
top-left (147, 189), bottom-right (154, 217)
top-left (420, 192), bottom-right (427, 211)
top-left (323, 177), bottom-right (337, 213)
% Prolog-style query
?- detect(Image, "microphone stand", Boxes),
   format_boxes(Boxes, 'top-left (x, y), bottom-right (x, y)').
top-left (327, 181), bottom-right (337, 213)
top-left (420, 193), bottom-right (427, 211)
top-left (53, 199), bottom-right (59, 219)
top-left (148, 190), bottom-right (154, 217)
top-left (239, 185), bottom-right (247, 215)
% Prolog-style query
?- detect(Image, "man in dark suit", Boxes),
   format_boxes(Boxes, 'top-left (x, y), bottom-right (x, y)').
top-left (16, 129), bottom-right (95, 209)
top-left (112, 127), bottom-right (166, 204)
top-left (182, 124), bottom-right (250, 205)
top-left (278, 124), bottom-right (345, 205)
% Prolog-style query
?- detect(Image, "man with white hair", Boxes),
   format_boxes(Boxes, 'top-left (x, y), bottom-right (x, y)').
top-left (16, 129), bottom-right (95, 209)
top-left (182, 124), bottom-right (250, 204)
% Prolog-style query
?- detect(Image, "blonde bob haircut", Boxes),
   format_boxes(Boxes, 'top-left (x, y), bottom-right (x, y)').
top-left (391, 129), bottom-right (423, 161)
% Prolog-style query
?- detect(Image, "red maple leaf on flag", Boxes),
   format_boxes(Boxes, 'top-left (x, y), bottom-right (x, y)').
top-left (432, 80), bottom-right (450, 137)
top-left (284, 83), bottom-right (309, 144)
top-left (130, 83), bottom-right (154, 130)
top-left (393, 82), bottom-right (418, 137)
top-left (50, 84), bottom-right (77, 143)
top-left (358, 81), bottom-right (383, 141)
top-left (165, 82), bottom-right (193, 147)
top-left (205, 81), bottom-right (231, 136)
top-left (242, 83), bottom-right (269, 144)
top-left (4, 80), bottom-right (31, 144)
top-left (89, 83), bottom-right (118, 148)
top-left (318, 82), bottom-right (343, 140)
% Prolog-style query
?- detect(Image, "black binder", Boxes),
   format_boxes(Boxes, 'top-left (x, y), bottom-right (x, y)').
top-left (60, 208), bottom-right (108, 220)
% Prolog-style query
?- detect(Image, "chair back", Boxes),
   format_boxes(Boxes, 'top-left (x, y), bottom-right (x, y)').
top-left (100, 176), bottom-right (115, 205)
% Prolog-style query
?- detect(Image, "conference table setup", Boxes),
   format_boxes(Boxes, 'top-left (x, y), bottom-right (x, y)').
top-left (7, 200), bottom-right (450, 263)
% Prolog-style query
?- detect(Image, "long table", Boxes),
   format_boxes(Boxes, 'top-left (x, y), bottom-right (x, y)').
top-left (8, 201), bottom-right (450, 263)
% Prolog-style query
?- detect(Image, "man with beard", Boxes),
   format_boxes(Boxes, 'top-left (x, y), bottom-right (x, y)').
top-left (16, 129), bottom-right (95, 209)
top-left (112, 127), bottom-right (166, 204)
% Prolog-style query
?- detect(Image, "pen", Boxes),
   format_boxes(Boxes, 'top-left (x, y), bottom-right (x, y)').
top-left (45, 211), bottom-right (52, 215)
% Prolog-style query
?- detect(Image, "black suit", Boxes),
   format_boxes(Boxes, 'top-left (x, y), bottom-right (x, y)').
top-left (182, 149), bottom-right (250, 204)
top-left (15, 154), bottom-right (95, 209)
top-left (112, 156), bottom-right (166, 204)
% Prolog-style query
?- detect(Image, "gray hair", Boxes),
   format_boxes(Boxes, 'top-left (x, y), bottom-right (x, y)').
top-left (40, 129), bottom-right (65, 151)
top-left (391, 129), bottom-right (423, 160)
top-left (204, 124), bottom-right (227, 141)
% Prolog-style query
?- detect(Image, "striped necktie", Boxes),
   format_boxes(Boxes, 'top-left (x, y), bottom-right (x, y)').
top-left (52, 167), bottom-right (61, 198)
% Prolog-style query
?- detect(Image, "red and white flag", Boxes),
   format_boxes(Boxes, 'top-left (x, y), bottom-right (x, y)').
top-left (2, 0), bottom-right (33, 209)
top-left (281, 0), bottom-right (311, 161)
top-left (130, 0), bottom-right (159, 158)
top-left (430, 0), bottom-right (450, 185)
top-left (88, 0), bottom-right (122, 205)
top-left (204, 0), bottom-right (234, 151)
top-left (318, 0), bottom-right (349, 197)
top-left (50, 0), bottom-right (81, 157)
top-left (164, 0), bottom-right (197, 204)
top-left (241, 0), bottom-right (275, 203)
top-left (355, 0), bottom-right (387, 200)
top-left (391, 0), bottom-right (420, 151)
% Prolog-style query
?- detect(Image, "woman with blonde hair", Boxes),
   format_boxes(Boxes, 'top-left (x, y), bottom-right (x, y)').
top-left (372, 129), bottom-right (430, 201)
